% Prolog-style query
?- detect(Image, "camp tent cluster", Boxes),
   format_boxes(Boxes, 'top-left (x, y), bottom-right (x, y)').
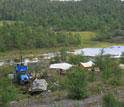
top-left (49, 61), bottom-right (100, 73)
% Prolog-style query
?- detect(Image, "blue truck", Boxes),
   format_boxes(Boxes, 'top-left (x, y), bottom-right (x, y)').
top-left (15, 64), bottom-right (29, 83)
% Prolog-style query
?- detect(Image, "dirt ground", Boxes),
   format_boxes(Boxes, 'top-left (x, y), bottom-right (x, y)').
top-left (10, 94), bottom-right (102, 107)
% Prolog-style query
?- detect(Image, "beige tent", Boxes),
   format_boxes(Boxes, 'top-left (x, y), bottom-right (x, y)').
top-left (80, 61), bottom-right (95, 68)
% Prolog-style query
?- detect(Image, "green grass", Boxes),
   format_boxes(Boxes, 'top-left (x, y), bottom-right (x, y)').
top-left (71, 31), bottom-right (115, 48)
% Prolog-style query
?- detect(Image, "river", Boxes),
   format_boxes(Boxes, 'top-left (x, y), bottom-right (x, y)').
top-left (0, 45), bottom-right (124, 67)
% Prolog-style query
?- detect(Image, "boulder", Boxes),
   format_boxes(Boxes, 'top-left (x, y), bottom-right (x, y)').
top-left (29, 78), bottom-right (48, 92)
top-left (8, 74), bottom-right (14, 80)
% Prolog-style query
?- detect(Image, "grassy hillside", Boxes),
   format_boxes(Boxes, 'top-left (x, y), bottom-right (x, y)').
top-left (72, 32), bottom-right (114, 48)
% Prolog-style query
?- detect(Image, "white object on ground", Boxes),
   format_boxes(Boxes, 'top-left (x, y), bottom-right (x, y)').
top-left (8, 74), bottom-right (14, 79)
top-left (50, 63), bottom-right (73, 70)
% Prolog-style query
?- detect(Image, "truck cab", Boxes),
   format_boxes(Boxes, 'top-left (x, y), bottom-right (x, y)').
top-left (16, 64), bottom-right (29, 83)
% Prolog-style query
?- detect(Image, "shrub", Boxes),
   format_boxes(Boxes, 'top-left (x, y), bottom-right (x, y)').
top-left (103, 93), bottom-right (124, 107)
top-left (120, 52), bottom-right (124, 64)
top-left (0, 78), bottom-right (17, 107)
top-left (68, 54), bottom-right (88, 65)
top-left (88, 71), bottom-right (96, 82)
top-left (47, 74), bottom-right (60, 91)
top-left (103, 93), bottom-right (117, 107)
top-left (109, 78), bottom-right (123, 86)
top-left (95, 53), bottom-right (122, 80)
top-left (60, 48), bottom-right (67, 62)
top-left (66, 66), bottom-right (88, 99)
top-left (41, 70), bottom-right (49, 79)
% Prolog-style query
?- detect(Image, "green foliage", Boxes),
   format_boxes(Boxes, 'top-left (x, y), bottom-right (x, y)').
top-left (120, 52), bottom-right (124, 64)
top-left (53, 48), bottom-right (68, 63)
top-left (41, 70), bottom-right (49, 79)
top-left (66, 66), bottom-right (88, 99)
top-left (0, 23), bottom-right (81, 52)
top-left (53, 53), bottom-right (61, 63)
top-left (47, 73), bottom-right (66, 91)
top-left (47, 74), bottom-right (60, 91)
top-left (0, 78), bottom-right (17, 107)
top-left (103, 93), bottom-right (117, 107)
top-left (0, 65), bottom-right (14, 78)
top-left (60, 48), bottom-right (67, 62)
top-left (0, 0), bottom-right (123, 44)
top-left (95, 51), bottom-right (122, 80)
top-left (88, 71), bottom-right (96, 82)
top-left (103, 93), bottom-right (124, 107)
top-left (15, 72), bottom-right (21, 83)
top-left (68, 54), bottom-right (88, 64)
top-left (0, 65), bottom-right (17, 106)
top-left (0, 0), bottom-right (123, 32)
top-left (109, 78), bottom-right (123, 86)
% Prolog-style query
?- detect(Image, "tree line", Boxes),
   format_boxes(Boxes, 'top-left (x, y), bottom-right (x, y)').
top-left (0, 22), bottom-right (81, 52)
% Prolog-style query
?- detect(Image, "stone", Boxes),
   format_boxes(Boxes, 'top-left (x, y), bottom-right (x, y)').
top-left (8, 74), bottom-right (14, 80)
top-left (29, 78), bottom-right (48, 92)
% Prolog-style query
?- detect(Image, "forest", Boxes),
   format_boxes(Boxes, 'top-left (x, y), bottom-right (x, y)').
top-left (0, 0), bottom-right (124, 51)
top-left (0, 22), bottom-right (80, 51)
top-left (0, 0), bottom-right (123, 31)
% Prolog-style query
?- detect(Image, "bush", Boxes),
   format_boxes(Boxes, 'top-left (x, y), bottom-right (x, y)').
top-left (120, 52), bottom-right (124, 64)
top-left (68, 54), bottom-right (88, 65)
top-left (109, 78), bottom-right (123, 86)
top-left (47, 74), bottom-right (60, 91)
top-left (41, 70), bottom-right (49, 79)
top-left (103, 93), bottom-right (124, 107)
top-left (95, 53), bottom-right (122, 80)
top-left (66, 66), bottom-right (88, 99)
top-left (103, 93), bottom-right (117, 107)
top-left (0, 78), bottom-right (17, 107)
top-left (88, 71), bottom-right (96, 82)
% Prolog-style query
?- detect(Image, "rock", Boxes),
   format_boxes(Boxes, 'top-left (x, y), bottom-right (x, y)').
top-left (41, 92), bottom-right (48, 96)
top-left (10, 101), bottom-right (17, 104)
top-left (8, 74), bottom-right (14, 80)
top-left (29, 78), bottom-right (48, 92)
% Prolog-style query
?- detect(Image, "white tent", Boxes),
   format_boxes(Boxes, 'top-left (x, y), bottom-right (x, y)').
top-left (80, 61), bottom-right (95, 68)
top-left (50, 63), bottom-right (73, 70)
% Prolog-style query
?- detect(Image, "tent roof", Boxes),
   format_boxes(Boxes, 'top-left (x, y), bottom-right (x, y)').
top-left (80, 61), bottom-right (95, 68)
top-left (50, 63), bottom-right (73, 70)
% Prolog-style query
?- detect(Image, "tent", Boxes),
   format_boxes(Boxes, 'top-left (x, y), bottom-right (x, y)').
top-left (50, 63), bottom-right (73, 70)
top-left (80, 61), bottom-right (95, 68)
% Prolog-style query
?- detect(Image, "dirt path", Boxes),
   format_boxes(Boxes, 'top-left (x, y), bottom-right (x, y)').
top-left (10, 94), bottom-right (102, 107)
